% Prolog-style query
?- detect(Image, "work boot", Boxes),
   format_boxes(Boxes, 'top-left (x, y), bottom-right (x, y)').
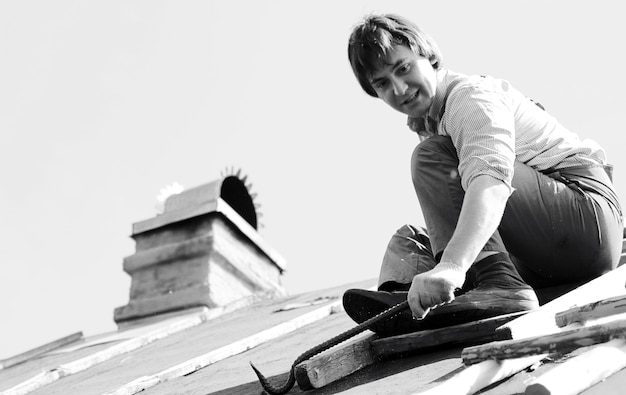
top-left (343, 289), bottom-right (422, 336)
top-left (343, 252), bottom-right (539, 337)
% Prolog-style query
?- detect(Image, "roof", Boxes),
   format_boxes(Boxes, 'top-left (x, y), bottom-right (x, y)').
top-left (3, 251), bottom-right (626, 394)
top-left (0, 277), bottom-right (468, 395)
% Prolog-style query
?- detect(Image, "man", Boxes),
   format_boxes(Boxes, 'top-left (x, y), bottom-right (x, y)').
top-left (343, 13), bottom-right (623, 336)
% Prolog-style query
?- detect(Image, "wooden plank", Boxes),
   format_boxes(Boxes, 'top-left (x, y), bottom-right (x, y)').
top-left (555, 294), bottom-right (626, 327)
top-left (0, 342), bottom-right (114, 392)
top-left (477, 343), bottom-right (601, 395)
top-left (294, 333), bottom-right (378, 390)
top-left (371, 311), bottom-right (526, 360)
top-left (525, 338), bottom-right (626, 395)
top-left (2, 311), bottom-right (211, 395)
top-left (0, 332), bottom-right (83, 371)
top-left (579, 365), bottom-right (626, 394)
top-left (497, 265), bottom-right (626, 340)
top-left (102, 299), bottom-right (344, 395)
top-left (462, 317), bottom-right (626, 365)
top-left (412, 354), bottom-right (546, 395)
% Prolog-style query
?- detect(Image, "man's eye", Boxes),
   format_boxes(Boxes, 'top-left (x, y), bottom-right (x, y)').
top-left (375, 80), bottom-right (387, 89)
top-left (398, 64), bottom-right (410, 73)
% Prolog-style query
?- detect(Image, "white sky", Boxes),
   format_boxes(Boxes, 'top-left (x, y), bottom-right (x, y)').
top-left (1, 1), bottom-right (625, 359)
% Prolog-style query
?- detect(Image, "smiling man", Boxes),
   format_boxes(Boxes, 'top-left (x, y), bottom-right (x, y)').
top-left (342, 13), bottom-right (623, 337)
top-left (369, 45), bottom-right (437, 119)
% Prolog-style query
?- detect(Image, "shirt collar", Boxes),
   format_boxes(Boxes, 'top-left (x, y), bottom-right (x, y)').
top-left (407, 69), bottom-right (464, 135)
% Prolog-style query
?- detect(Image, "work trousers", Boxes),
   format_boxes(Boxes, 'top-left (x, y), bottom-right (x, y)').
top-left (379, 136), bottom-right (623, 291)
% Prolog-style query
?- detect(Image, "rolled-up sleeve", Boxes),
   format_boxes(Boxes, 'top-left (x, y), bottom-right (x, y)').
top-left (442, 81), bottom-right (516, 192)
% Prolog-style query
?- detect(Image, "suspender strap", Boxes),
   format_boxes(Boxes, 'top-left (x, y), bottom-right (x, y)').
top-left (438, 78), bottom-right (464, 121)
top-left (437, 78), bottom-right (462, 122)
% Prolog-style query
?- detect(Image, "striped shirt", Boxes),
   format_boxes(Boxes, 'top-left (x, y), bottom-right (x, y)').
top-left (410, 69), bottom-right (607, 191)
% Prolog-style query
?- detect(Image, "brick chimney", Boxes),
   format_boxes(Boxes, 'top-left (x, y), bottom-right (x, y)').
top-left (114, 173), bottom-right (286, 326)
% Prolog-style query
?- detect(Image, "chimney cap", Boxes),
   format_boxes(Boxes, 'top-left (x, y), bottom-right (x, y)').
top-left (163, 174), bottom-right (258, 229)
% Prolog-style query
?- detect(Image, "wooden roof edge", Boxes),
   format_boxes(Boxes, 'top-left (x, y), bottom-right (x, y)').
top-left (0, 309), bottom-right (211, 394)
top-left (0, 332), bottom-right (83, 371)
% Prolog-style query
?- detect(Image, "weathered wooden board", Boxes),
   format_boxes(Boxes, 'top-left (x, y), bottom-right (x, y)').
top-left (0, 341), bottom-right (115, 392)
top-left (524, 338), bottom-right (626, 395)
top-left (4, 311), bottom-right (214, 395)
top-left (497, 265), bottom-right (626, 340)
top-left (476, 332), bottom-right (626, 394)
top-left (462, 317), bottom-right (626, 365)
top-left (412, 354), bottom-right (546, 395)
top-left (371, 311), bottom-right (526, 360)
top-left (0, 332), bottom-right (83, 371)
top-left (555, 294), bottom-right (626, 327)
top-left (294, 333), bottom-right (379, 390)
top-left (579, 365), bottom-right (626, 394)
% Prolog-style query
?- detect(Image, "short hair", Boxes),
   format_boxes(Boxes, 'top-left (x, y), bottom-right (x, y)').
top-left (348, 14), bottom-right (443, 97)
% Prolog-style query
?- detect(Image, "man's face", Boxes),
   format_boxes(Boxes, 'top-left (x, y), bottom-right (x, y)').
top-left (369, 45), bottom-right (437, 118)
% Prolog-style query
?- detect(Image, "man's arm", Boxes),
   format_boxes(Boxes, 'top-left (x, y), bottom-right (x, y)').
top-left (408, 174), bottom-right (510, 318)
top-left (442, 174), bottom-right (510, 270)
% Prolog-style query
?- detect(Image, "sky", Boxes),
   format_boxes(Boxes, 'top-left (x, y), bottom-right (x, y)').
top-left (1, 1), bottom-right (625, 360)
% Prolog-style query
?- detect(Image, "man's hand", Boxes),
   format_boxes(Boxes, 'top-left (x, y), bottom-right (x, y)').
top-left (408, 261), bottom-right (466, 319)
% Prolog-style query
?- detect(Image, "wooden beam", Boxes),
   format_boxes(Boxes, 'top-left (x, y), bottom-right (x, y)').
top-left (496, 265), bottom-right (626, 340)
top-left (0, 332), bottom-right (83, 370)
top-left (282, 287), bottom-right (382, 391)
top-left (371, 311), bottom-right (526, 359)
top-left (412, 354), bottom-right (546, 395)
top-left (555, 294), bottom-right (626, 327)
top-left (462, 317), bottom-right (626, 366)
top-left (294, 333), bottom-right (378, 390)
top-left (525, 338), bottom-right (626, 395)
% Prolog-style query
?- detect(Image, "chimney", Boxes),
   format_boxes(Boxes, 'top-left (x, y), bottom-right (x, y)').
top-left (113, 172), bottom-right (287, 326)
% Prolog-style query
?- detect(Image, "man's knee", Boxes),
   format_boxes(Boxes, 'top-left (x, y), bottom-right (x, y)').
top-left (411, 136), bottom-right (454, 166)
top-left (411, 135), bottom-right (459, 185)
top-left (378, 225), bottom-right (436, 290)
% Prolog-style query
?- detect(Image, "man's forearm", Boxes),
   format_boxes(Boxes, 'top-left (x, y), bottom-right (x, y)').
top-left (439, 174), bottom-right (511, 271)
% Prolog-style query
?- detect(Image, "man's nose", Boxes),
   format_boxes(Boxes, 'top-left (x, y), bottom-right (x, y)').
top-left (391, 77), bottom-right (408, 96)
